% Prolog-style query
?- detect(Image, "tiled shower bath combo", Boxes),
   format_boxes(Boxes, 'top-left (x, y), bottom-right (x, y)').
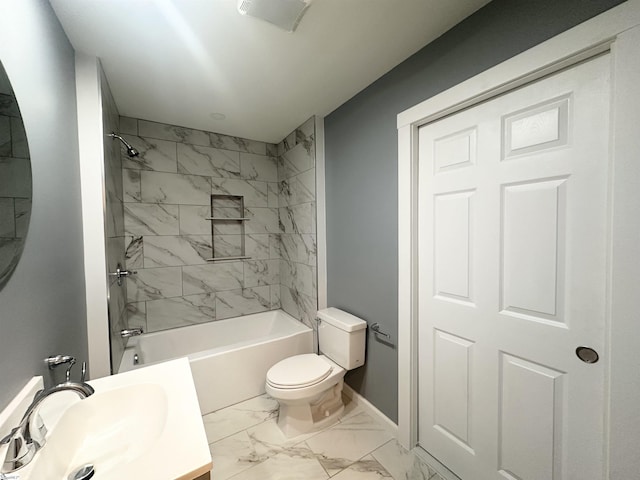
top-left (119, 116), bottom-right (318, 335)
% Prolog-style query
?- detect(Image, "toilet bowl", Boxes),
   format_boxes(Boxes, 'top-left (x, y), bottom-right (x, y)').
top-left (266, 354), bottom-right (346, 437)
top-left (265, 308), bottom-right (367, 437)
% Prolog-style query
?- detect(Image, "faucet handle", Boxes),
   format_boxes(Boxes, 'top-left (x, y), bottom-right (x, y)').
top-left (1, 428), bottom-right (37, 472)
top-left (44, 354), bottom-right (79, 382)
top-left (64, 358), bottom-right (77, 382)
top-left (0, 427), bottom-right (18, 445)
top-left (120, 327), bottom-right (144, 338)
top-left (44, 354), bottom-right (75, 369)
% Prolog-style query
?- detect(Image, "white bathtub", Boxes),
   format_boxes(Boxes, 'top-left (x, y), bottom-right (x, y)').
top-left (118, 309), bottom-right (313, 414)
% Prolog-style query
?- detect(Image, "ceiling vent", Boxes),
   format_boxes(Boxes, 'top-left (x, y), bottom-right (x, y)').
top-left (237, 0), bottom-right (313, 32)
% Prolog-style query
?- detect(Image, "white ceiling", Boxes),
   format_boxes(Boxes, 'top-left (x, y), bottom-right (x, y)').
top-left (50, 0), bottom-right (489, 143)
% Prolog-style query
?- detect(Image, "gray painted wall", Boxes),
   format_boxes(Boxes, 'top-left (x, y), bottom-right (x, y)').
top-left (0, 0), bottom-right (87, 410)
top-left (325, 0), bottom-right (625, 422)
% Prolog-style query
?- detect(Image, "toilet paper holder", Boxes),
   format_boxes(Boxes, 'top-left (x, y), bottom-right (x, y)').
top-left (370, 323), bottom-right (390, 339)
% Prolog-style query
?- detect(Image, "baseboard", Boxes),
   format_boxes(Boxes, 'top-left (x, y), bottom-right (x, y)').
top-left (342, 383), bottom-right (398, 437)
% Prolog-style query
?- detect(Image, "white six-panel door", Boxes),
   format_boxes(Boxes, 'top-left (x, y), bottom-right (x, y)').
top-left (417, 54), bottom-right (610, 480)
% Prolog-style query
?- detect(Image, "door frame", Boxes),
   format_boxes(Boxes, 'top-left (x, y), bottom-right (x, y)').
top-left (397, 1), bottom-right (640, 477)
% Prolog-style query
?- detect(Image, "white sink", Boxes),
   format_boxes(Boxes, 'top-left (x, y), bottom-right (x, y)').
top-left (28, 383), bottom-right (168, 478)
top-left (3, 358), bottom-right (211, 480)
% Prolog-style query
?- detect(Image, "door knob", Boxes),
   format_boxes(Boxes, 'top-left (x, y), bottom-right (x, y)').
top-left (576, 346), bottom-right (599, 364)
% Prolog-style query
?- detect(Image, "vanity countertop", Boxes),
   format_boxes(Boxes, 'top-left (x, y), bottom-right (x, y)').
top-left (0, 357), bottom-right (212, 480)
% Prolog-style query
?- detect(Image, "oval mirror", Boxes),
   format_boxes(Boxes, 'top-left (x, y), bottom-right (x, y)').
top-left (0, 59), bottom-right (32, 289)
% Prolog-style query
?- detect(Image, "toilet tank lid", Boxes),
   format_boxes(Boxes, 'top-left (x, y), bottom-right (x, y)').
top-left (317, 308), bottom-right (366, 332)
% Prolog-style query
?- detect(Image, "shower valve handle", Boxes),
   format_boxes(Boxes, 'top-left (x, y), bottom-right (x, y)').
top-left (109, 263), bottom-right (137, 286)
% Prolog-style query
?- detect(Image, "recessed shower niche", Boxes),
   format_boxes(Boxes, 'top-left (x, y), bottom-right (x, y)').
top-left (207, 194), bottom-right (251, 261)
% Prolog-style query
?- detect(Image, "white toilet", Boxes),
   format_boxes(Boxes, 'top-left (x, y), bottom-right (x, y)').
top-left (265, 307), bottom-right (367, 437)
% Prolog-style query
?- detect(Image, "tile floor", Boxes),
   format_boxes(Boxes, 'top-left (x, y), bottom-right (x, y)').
top-left (203, 394), bottom-right (447, 480)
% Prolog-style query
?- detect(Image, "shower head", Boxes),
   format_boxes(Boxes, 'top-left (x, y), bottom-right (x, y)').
top-left (107, 132), bottom-right (140, 157)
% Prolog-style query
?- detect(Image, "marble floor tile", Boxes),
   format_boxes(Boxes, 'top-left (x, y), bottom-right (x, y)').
top-left (226, 444), bottom-right (328, 480)
top-left (371, 440), bottom-right (437, 480)
top-left (305, 412), bottom-right (394, 476)
top-left (209, 430), bottom-right (264, 480)
top-left (331, 455), bottom-right (392, 480)
top-left (245, 418), bottom-right (323, 459)
top-left (203, 395), bottom-right (278, 444)
top-left (202, 394), bottom-right (447, 480)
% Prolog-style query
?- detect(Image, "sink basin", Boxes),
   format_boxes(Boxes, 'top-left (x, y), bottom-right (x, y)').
top-left (3, 358), bottom-right (212, 480)
top-left (28, 384), bottom-right (168, 479)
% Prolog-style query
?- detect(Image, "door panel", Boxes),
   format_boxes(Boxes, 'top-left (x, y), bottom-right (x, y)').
top-left (434, 191), bottom-right (474, 303)
top-left (433, 329), bottom-right (474, 450)
top-left (498, 354), bottom-right (564, 480)
top-left (418, 54), bottom-right (610, 480)
top-left (501, 178), bottom-right (566, 322)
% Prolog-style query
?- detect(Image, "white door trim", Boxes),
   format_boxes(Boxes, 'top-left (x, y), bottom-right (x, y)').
top-left (397, 2), bottom-right (640, 477)
top-left (75, 53), bottom-right (111, 380)
top-left (315, 115), bottom-right (328, 310)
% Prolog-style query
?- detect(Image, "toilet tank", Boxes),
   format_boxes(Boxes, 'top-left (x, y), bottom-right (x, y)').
top-left (317, 308), bottom-right (366, 370)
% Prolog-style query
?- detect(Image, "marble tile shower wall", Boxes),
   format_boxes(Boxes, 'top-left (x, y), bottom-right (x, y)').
top-left (120, 118), bottom-right (282, 333)
top-left (101, 68), bottom-right (128, 373)
top-left (276, 117), bottom-right (317, 328)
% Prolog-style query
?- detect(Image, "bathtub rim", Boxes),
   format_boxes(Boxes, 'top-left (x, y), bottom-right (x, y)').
top-left (118, 308), bottom-right (312, 373)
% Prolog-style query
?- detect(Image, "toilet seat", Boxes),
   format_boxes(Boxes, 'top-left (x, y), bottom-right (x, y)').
top-left (266, 354), bottom-right (332, 389)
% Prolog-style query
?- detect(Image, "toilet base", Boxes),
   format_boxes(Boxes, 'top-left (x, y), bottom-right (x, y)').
top-left (276, 379), bottom-right (345, 437)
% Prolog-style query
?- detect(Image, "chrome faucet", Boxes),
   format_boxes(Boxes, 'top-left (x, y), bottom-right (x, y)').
top-left (120, 327), bottom-right (144, 338)
top-left (0, 382), bottom-right (95, 474)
